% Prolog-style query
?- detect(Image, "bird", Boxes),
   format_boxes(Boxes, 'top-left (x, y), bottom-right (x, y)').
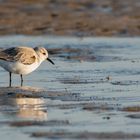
top-left (0, 46), bottom-right (54, 87)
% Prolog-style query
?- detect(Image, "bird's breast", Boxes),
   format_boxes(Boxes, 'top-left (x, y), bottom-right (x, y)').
top-left (0, 60), bottom-right (40, 75)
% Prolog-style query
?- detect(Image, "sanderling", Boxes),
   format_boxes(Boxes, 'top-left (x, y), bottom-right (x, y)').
top-left (0, 46), bottom-right (54, 87)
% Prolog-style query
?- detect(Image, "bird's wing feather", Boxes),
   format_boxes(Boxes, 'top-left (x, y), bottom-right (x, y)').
top-left (0, 47), bottom-right (37, 65)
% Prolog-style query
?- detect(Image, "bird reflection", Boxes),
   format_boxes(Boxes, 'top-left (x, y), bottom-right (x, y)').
top-left (15, 97), bottom-right (48, 120)
top-left (0, 86), bottom-right (48, 120)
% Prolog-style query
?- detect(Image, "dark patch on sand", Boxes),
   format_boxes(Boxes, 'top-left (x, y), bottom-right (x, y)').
top-left (30, 131), bottom-right (140, 139)
top-left (111, 81), bottom-right (140, 86)
top-left (122, 106), bottom-right (140, 112)
top-left (9, 120), bottom-right (69, 127)
top-left (83, 103), bottom-right (120, 111)
top-left (48, 47), bottom-right (96, 62)
top-left (126, 114), bottom-right (140, 119)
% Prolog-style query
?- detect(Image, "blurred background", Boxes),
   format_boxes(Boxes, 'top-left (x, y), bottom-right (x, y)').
top-left (0, 0), bottom-right (140, 36)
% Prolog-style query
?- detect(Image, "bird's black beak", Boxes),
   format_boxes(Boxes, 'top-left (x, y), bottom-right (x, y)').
top-left (47, 58), bottom-right (55, 65)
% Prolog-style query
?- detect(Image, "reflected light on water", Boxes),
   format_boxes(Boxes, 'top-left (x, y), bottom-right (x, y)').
top-left (15, 98), bottom-right (48, 120)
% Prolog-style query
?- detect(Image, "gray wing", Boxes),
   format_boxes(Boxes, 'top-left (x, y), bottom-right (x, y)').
top-left (0, 47), bottom-right (36, 65)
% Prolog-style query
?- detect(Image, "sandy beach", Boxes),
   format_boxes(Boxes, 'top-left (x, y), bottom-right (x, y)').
top-left (0, 0), bottom-right (139, 36)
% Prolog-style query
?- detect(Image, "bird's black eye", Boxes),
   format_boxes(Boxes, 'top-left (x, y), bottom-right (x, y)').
top-left (43, 52), bottom-right (46, 55)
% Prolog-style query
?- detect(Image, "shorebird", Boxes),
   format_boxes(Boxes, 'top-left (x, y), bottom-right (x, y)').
top-left (0, 46), bottom-right (54, 87)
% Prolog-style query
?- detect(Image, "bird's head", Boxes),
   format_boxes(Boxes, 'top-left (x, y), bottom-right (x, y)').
top-left (34, 47), bottom-right (54, 65)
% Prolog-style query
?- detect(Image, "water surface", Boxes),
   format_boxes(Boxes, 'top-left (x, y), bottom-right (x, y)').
top-left (0, 36), bottom-right (140, 140)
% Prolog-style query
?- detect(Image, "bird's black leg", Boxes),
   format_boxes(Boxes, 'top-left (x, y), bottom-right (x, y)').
top-left (9, 72), bottom-right (12, 87)
top-left (20, 74), bottom-right (23, 86)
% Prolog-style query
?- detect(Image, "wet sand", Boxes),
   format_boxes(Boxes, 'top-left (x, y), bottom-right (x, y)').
top-left (0, 0), bottom-right (140, 36)
top-left (0, 86), bottom-right (140, 140)
top-left (0, 36), bottom-right (140, 139)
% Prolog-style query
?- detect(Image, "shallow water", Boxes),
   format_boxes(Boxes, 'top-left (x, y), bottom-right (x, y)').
top-left (0, 36), bottom-right (140, 139)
